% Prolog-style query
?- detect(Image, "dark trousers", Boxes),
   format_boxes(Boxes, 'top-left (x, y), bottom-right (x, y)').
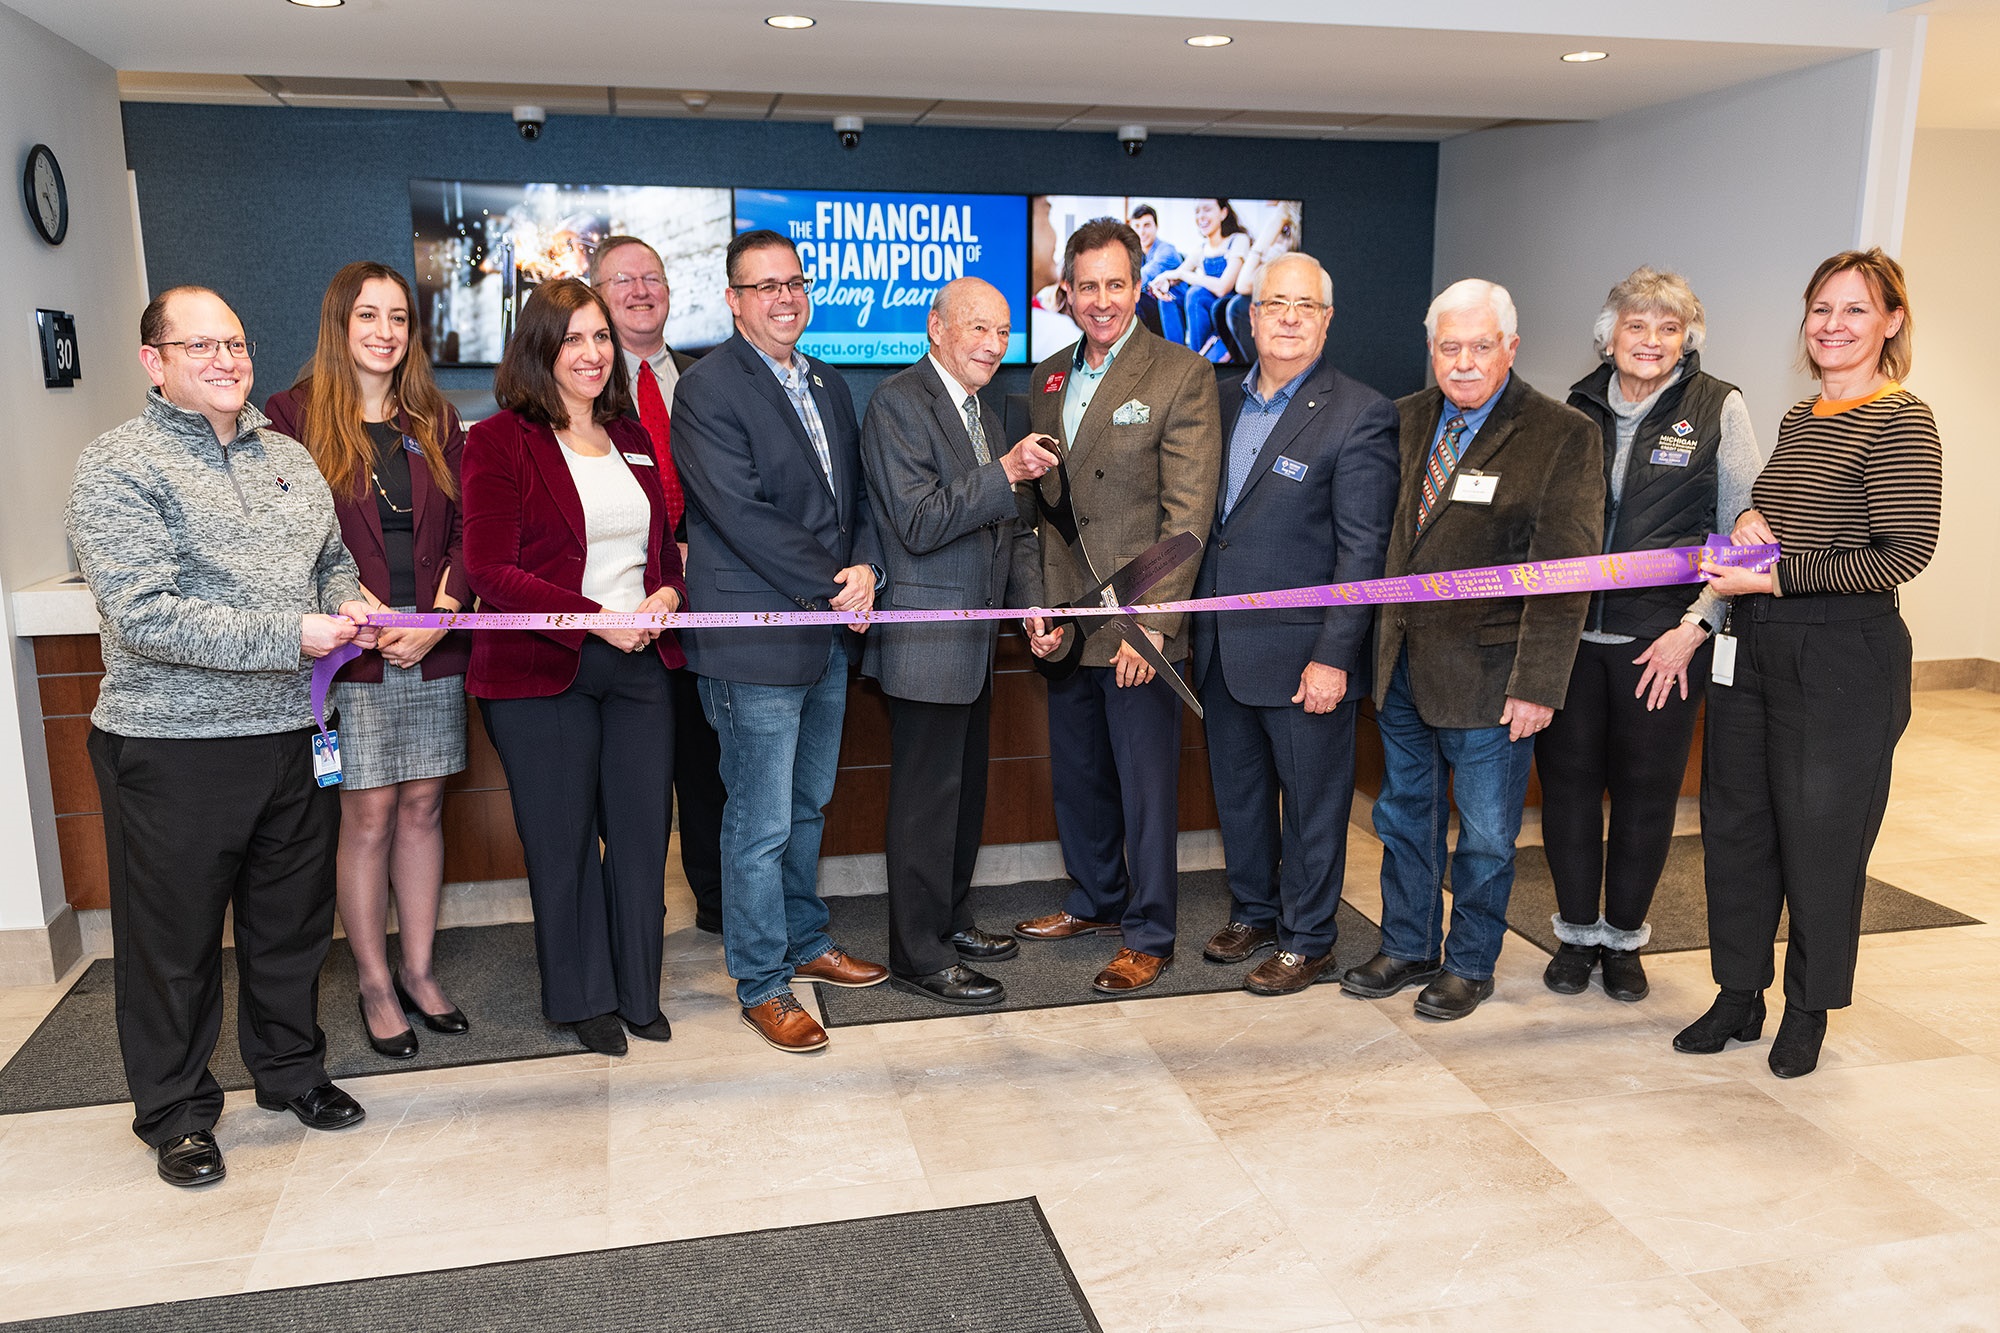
top-left (88, 726), bottom-right (340, 1147)
top-left (1536, 636), bottom-right (1710, 932)
top-left (1198, 664), bottom-right (1358, 957)
top-left (1047, 663), bottom-right (1183, 957)
top-left (481, 640), bottom-right (674, 1025)
top-left (1701, 595), bottom-right (1911, 1010)
top-left (670, 665), bottom-right (725, 925)
top-left (884, 683), bottom-right (992, 976)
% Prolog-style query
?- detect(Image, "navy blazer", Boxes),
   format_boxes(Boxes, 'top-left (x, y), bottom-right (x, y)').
top-left (1191, 357), bottom-right (1399, 707)
top-left (672, 332), bottom-right (882, 686)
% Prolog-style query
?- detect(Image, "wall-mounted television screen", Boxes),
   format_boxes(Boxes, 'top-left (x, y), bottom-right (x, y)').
top-left (734, 188), bottom-right (1029, 365)
top-left (1030, 195), bottom-right (1303, 366)
top-left (410, 179), bottom-right (734, 367)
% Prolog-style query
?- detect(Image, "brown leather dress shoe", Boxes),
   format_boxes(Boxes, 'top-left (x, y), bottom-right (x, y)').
top-left (1015, 910), bottom-right (1122, 940)
top-left (1092, 948), bottom-right (1171, 994)
top-left (741, 993), bottom-right (828, 1052)
top-left (791, 947), bottom-right (888, 988)
top-left (1203, 920), bottom-right (1278, 964)
top-left (1244, 949), bottom-right (1335, 996)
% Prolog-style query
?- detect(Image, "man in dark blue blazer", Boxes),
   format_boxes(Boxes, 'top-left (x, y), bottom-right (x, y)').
top-left (672, 230), bottom-right (889, 1054)
top-left (1190, 253), bottom-right (1399, 995)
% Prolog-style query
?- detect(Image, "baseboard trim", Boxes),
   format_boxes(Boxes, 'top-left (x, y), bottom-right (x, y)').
top-left (1913, 658), bottom-right (2000, 692)
top-left (0, 905), bottom-right (83, 986)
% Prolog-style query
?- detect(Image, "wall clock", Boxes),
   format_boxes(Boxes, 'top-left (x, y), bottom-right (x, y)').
top-left (22, 144), bottom-right (68, 246)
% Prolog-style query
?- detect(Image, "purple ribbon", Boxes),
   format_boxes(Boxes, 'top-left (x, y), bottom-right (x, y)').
top-left (310, 537), bottom-right (1777, 734)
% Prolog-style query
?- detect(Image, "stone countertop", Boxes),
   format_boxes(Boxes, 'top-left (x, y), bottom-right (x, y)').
top-left (11, 574), bottom-right (97, 637)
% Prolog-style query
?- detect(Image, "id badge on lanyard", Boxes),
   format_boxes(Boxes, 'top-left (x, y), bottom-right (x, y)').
top-left (1712, 608), bottom-right (1737, 688)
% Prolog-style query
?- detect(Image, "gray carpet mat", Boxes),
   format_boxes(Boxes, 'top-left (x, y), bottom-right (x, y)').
top-left (0, 1198), bottom-right (1099, 1333)
top-left (1504, 834), bottom-right (1977, 954)
top-left (815, 869), bottom-right (1382, 1028)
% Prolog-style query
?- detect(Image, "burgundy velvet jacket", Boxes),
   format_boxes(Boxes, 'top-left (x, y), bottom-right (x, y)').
top-left (461, 410), bottom-right (687, 699)
top-left (263, 388), bottom-right (472, 683)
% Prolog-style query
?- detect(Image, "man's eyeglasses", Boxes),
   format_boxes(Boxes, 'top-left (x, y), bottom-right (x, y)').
top-left (601, 274), bottom-right (668, 292)
top-left (1252, 298), bottom-right (1328, 318)
top-left (149, 338), bottom-right (255, 361)
top-left (729, 277), bottom-right (813, 299)
top-left (1435, 340), bottom-right (1502, 358)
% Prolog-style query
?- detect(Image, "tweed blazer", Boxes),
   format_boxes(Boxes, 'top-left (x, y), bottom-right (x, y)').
top-left (859, 358), bottom-right (1042, 705)
top-left (1372, 373), bottom-right (1603, 728)
top-left (1025, 323), bottom-right (1221, 666)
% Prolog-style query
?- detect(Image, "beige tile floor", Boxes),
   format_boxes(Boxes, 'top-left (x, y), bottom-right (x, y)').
top-left (3, 690), bottom-right (1999, 1330)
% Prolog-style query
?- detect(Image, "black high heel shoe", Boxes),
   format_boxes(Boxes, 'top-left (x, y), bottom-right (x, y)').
top-left (394, 974), bottom-right (470, 1035)
top-left (359, 993), bottom-right (418, 1060)
top-left (1768, 1007), bottom-right (1827, 1079)
top-left (1673, 988), bottom-right (1765, 1053)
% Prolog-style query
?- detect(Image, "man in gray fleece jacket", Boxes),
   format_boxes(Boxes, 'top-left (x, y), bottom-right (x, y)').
top-left (66, 286), bottom-right (378, 1187)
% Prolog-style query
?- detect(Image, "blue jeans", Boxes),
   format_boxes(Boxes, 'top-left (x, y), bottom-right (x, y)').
top-left (1372, 653), bottom-right (1535, 980)
top-left (698, 637), bottom-right (847, 1007)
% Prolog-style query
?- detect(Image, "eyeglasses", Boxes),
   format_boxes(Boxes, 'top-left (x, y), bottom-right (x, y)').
top-left (1252, 298), bottom-right (1327, 318)
top-left (601, 274), bottom-right (668, 292)
top-left (729, 277), bottom-right (813, 299)
top-left (1435, 340), bottom-right (1502, 358)
top-left (150, 338), bottom-right (255, 360)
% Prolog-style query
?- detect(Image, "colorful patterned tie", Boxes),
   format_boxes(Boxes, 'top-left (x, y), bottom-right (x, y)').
top-left (962, 394), bottom-right (991, 465)
top-left (1416, 413), bottom-right (1468, 534)
top-left (635, 360), bottom-right (684, 530)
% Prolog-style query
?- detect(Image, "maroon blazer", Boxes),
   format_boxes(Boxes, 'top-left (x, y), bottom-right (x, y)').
top-left (461, 410), bottom-right (687, 699)
top-left (263, 388), bottom-right (472, 682)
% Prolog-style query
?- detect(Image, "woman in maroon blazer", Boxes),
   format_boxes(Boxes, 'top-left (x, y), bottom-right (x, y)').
top-left (267, 260), bottom-right (472, 1061)
top-left (463, 277), bottom-right (686, 1056)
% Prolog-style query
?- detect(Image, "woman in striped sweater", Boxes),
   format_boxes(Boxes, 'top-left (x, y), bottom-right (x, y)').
top-left (1678, 248), bottom-right (1942, 1078)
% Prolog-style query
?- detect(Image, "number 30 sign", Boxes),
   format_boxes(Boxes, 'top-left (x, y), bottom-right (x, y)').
top-left (36, 309), bottom-right (79, 388)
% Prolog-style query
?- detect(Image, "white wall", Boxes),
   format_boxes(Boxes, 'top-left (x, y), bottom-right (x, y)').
top-left (1898, 128), bottom-right (2000, 664)
top-left (0, 2), bottom-right (149, 930)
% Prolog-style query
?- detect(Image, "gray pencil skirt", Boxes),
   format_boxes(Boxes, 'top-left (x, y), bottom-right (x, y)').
top-left (331, 658), bottom-right (469, 791)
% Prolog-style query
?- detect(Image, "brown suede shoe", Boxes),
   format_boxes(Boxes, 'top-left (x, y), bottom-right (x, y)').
top-left (1092, 948), bottom-right (1172, 994)
top-left (1203, 920), bottom-right (1278, 964)
top-left (1244, 949), bottom-right (1335, 996)
top-left (1015, 910), bottom-right (1123, 940)
top-left (791, 947), bottom-right (888, 988)
top-left (741, 993), bottom-right (828, 1053)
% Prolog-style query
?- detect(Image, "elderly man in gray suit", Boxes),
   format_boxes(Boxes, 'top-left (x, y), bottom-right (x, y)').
top-left (861, 278), bottom-right (1061, 1005)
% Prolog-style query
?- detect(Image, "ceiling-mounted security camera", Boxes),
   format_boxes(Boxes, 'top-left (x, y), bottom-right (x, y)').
top-left (1117, 124), bottom-right (1147, 157)
top-left (835, 114), bottom-right (864, 150)
top-left (513, 105), bottom-right (546, 141)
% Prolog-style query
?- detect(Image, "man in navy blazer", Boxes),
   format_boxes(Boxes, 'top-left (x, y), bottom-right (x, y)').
top-left (672, 230), bottom-right (889, 1054)
top-left (1191, 254), bottom-right (1399, 994)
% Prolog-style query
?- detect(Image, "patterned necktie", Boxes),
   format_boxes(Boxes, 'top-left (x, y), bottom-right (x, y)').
top-left (962, 394), bottom-right (991, 465)
top-left (1416, 413), bottom-right (1468, 533)
top-left (635, 361), bottom-right (684, 530)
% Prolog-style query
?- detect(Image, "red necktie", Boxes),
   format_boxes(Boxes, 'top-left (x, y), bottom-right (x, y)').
top-left (635, 360), bottom-right (684, 529)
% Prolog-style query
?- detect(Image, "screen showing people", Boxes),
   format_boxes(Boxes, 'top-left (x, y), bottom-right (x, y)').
top-left (1030, 195), bottom-right (1303, 364)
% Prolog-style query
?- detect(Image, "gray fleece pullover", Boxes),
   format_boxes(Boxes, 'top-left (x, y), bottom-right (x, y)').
top-left (65, 389), bottom-right (363, 739)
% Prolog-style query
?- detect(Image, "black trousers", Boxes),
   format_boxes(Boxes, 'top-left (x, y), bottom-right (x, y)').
top-left (88, 726), bottom-right (340, 1147)
top-left (1701, 594), bottom-right (1911, 1010)
top-left (481, 640), bottom-right (674, 1025)
top-left (884, 683), bottom-right (992, 976)
top-left (670, 665), bottom-right (724, 924)
top-left (1536, 636), bottom-right (1710, 932)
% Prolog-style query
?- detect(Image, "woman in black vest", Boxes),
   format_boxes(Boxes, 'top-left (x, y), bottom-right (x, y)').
top-left (1536, 268), bottom-right (1767, 1002)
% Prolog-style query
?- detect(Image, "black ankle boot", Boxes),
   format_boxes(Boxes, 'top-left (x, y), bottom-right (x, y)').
top-left (1599, 948), bottom-right (1649, 1002)
top-left (1543, 943), bottom-right (1599, 995)
top-left (1768, 1007), bottom-right (1828, 1079)
top-left (1673, 988), bottom-right (1765, 1053)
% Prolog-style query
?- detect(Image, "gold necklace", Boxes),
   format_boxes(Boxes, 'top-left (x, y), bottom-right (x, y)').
top-left (368, 415), bottom-right (413, 513)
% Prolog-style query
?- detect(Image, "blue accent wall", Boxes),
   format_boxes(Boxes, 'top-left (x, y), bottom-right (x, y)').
top-left (122, 103), bottom-right (1437, 412)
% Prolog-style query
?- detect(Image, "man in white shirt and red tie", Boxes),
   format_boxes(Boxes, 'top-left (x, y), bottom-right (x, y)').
top-left (592, 235), bottom-right (724, 935)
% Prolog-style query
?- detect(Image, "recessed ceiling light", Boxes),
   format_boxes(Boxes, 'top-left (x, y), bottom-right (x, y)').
top-left (1186, 34), bottom-right (1232, 48)
top-left (286, 0), bottom-right (345, 8)
top-left (765, 14), bottom-right (815, 28)
top-left (1561, 49), bottom-right (1609, 63)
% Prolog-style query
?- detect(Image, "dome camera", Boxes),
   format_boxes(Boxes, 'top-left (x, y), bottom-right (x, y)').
top-left (514, 105), bottom-right (546, 141)
top-left (1117, 124), bottom-right (1148, 157)
top-left (835, 114), bottom-right (864, 150)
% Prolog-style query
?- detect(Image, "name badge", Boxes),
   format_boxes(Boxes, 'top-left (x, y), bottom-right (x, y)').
top-left (622, 452), bottom-right (656, 467)
top-left (1271, 456), bottom-right (1308, 482)
top-left (1711, 633), bottom-right (1738, 687)
top-left (1651, 437), bottom-right (1693, 467)
top-left (311, 729), bottom-right (344, 787)
top-left (401, 434), bottom-right (425, 455)
top-left (1451, 471), bottom-right (1498, 504)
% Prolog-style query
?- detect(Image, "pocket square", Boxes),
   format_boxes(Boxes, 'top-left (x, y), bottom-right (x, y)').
top-left (1111, 399), bottom-right (1151, 426)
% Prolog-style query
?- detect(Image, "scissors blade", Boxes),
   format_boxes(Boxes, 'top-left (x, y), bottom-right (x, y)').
top-left (1072, 530), bottom-right (1202, 610)
top-left (1105, 613), bottom-right (1203, 719)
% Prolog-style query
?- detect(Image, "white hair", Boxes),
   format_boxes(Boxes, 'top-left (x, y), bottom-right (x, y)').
top-left (1589, 266), bottom-right (1708, 360)
top-left (1424, 278), bottom-right (1517, 342)
top-left (1253, 252), bottom-right (1334, 307)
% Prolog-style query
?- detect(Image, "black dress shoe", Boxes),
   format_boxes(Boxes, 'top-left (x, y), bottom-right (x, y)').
top-left (394, 974), bottom-right (469, 1035)
top-left (890, 963), bottom-right (1006, 1007)
top-left (625, 1014), bottom-right (674, 1042)
top-left (1340, 952), bottom-right (1443, 999)
top-left (359, 993), bottom-right (418, 1060)
top-left (1204, 920), bottom-right (1279, 964)
top-left (1542, 943), bottom-right (1598, 995)
top-left (694, 913), bottom-right (723, 935)
top-left (156, 1130), bottom-right (225, 1187)
top-left (256, 1082), bottom-right (366, 1131)
top-left (1599, 948), bottom-right (1649, 1002)
top-left (949, 927), bottom-right (1019, 961)
top-left (1673, 988), bottom-right (1766, 1054)
top-left (1413, 971), bottom-right (1495, 1020)
top-left (573, 1014), bottom-right (629, 1055)
top-left (1768, 1006), bottom-right (1827, 1079)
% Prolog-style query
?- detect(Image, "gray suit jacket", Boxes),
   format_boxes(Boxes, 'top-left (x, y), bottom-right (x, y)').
top-left (861, 358), bottom-right (1041, 705)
